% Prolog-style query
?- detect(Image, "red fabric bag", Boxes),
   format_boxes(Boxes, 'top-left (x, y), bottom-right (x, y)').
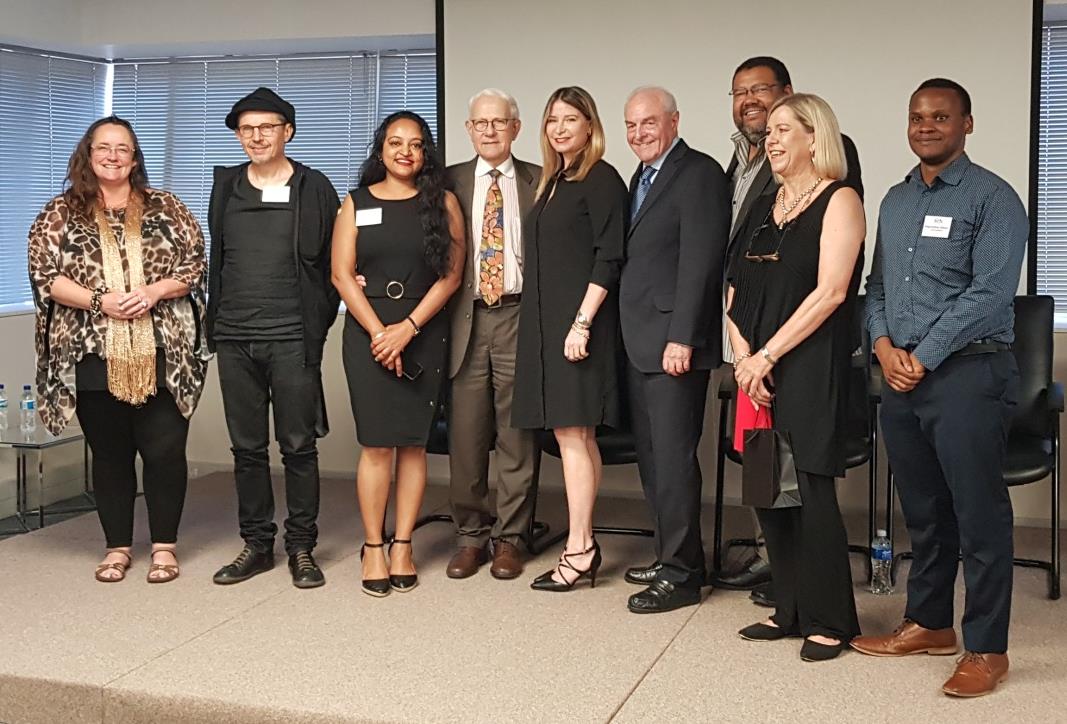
top-left (733, 387), bottom-right (773, 454)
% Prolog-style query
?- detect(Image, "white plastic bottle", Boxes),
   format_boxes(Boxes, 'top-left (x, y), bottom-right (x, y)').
top-left (19, 384), bottom-right (36, 433)
top-left (0, 383), bottom-right (8, 430)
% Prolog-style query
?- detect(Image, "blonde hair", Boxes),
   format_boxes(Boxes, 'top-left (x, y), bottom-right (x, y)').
top-left (767, 93), bottom-right (847, 181)
top-left (535, 86), bottom-right (606, 199)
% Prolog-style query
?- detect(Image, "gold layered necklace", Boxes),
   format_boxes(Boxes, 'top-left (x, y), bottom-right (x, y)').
top-left (775, 176), bottom-right (823, 229)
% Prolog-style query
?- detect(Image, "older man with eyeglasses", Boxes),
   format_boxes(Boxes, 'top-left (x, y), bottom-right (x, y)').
top-left (207, 87), bottom-right (340, 590)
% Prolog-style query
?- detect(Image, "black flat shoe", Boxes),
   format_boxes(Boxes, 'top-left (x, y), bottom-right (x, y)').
top-left (708, 555), bottom-right (772, 591)
top-left (213, 545), bottom-right (275, 585)
top-left (738, 622), bottom-right (799, 642)
top-left (530, 540), bottom-right (602, 592)
top-left (627, 580), bottom-right (701, 613)
top-left (388, 539), bottom-right (418, 592)
top-left (624, 561), bottom-right (663, 586)
top-left (288, 550), bottom-right (325, 589)
top-left (800, 638), bottom-right (848, 662)
top-left (360, 542), bottom-right (390, 598)
top-left (750, 581), bottom-right (776, 608)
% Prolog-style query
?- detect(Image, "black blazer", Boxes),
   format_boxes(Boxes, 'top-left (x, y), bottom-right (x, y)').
top-left (619, 139), bottom-right (730, 373)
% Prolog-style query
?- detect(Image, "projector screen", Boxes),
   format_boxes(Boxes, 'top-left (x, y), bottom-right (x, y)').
top-left (442, 0), bottom-right (1035, 280)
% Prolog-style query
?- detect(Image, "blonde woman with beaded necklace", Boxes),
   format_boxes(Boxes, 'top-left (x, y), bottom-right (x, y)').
top-left (725, 94), bottom-right (866, 661)
top-left (28, 116), bottom-right (208, 584)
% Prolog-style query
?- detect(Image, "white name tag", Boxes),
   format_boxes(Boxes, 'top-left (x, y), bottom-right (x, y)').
top-left (355, 207), bottom-right (383, 226)
top-left (921, 215), bottom-right (952, 238)
top-left (261, 186), bottom-right (290, 203)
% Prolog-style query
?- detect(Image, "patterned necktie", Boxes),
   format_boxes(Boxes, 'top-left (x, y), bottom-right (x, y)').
top-left (479, 169), bottom-right (505, 305)
top-left (631, 165), bottom-right (656, 222)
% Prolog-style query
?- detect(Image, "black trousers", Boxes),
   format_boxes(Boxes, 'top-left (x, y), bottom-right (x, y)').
top-left (880, 351), bottom-right (1018, 653)
top-left (75, 390), bottom-right (189, 548)
top-left (757, 471), bottom-right (860, 640)
top-left (216, 340), bottom-right (325, 555)
top-left (627, 364), bottom-right (710, 587)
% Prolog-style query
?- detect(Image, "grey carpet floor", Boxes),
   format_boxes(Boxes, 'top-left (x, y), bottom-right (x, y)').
top-left (0, 472), bottom-right (1062, 724)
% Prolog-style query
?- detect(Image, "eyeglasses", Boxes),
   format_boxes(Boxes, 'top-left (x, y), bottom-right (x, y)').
top-left (91, 144), bottom-right (134, 158)
top-left (743, 207), bottom-right (788, 262)
top-left (468, 118), bottom-right (513, 132)
top-left (728, 83), bottom-right (779, 98)
top-left (237, 122), bottom-right (286, 138)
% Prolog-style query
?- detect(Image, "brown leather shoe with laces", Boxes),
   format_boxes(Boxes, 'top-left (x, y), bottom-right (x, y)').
top-left (850, 619), bottom-right (959, 657)
top-left (446, 545), bottom-right (488, 579)
top-left (942, 652), bottom-right (1009, 697)
top-left (489, 540), bottom-right (523, 579)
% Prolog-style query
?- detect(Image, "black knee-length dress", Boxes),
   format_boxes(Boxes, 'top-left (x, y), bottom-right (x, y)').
top-left (512, 160), bottom-right (628, 430)
top-left (342, 187), bottom-right (448, 447)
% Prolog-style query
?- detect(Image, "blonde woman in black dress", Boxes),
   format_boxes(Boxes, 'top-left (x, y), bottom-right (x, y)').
top-left (332, 112), bottom-right (465, 597)
top-left (513, 87), bottom-right (628, 591)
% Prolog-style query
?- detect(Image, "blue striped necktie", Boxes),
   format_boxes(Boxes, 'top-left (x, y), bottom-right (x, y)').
top-left (632, 165), bottom-right (656, 221)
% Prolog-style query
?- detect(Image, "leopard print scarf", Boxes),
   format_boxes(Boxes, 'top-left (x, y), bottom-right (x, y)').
top-left (94, 196), bottom-right (156, 404)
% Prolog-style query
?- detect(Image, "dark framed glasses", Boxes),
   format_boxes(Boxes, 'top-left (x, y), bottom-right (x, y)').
top-left (743, 206), bottom-right (788, 263)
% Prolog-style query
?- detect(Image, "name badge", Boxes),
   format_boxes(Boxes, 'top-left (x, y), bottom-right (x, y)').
top-left (356, 207), bottom-right (383, 226)
top-left (921, 215), bottom-right (952, 238)
top-left (261, 186), bottom-right (290, 203)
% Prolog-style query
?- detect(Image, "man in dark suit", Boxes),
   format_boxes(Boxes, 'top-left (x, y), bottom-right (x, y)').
top-left (710, 56), bottom-right (864, 608)
top-left (444, 88), bottom-right (542, 580)
top-left (620, 86), bottom-right (730, 613)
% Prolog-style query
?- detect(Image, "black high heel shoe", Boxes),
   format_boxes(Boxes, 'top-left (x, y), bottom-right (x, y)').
top-left (530, 540), bottom-right (602, 592)
top-left (388, 539), bottom-right (418, 592)
top-left (360, 542), bottom-right (390, 597)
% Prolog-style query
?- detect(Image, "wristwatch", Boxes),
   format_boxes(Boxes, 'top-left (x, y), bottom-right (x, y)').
top-left (760, 346), bottom-right (777, 365)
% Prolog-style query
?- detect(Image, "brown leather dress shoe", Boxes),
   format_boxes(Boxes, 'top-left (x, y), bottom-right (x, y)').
top-left (942, 652), bottom-right (1009, 697)
top-left (446, 545), bottom-right (488, 579)
top-left (490, 540), bottom-right (523, 579)
top-left (850, 620), bottom-right (959, 657)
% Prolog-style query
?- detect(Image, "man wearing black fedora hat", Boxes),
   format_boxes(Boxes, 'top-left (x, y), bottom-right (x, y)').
top-left (207, 87), bottom-right (341, 589)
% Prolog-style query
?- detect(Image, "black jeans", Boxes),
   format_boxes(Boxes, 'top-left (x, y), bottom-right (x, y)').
top-left (880, 351), bottom-right (1018, 653)
top-left (216, 340), bottom-right (325, 555)
top-left (75, 390), bottom-right (189, 548)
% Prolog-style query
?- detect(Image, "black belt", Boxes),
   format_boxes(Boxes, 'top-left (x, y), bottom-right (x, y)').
top-left (474, 294), bottom-right (521, 309)
top-left (950, 341), bottom-right (1012, 359)
top-left (363, 279), bottom-right (433, 299)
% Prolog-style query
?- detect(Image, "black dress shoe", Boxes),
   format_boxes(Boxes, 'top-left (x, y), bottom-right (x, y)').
top-left (288, 551), bottom-right (325, 589)
top-left (388, 539), bottom-right (418, 592)
top-left (627, 580), bottom-right (701, 614)
top-left (750, 581), bottom-right (776, 608)
top-left (624, 561), bottom-right (663, 586)
top-left (360, 542), bottom-right (390, 597)
top-left (738, 622), bottom-right (800, 641)
top-left (708, 555), bottom-right (772, 591)
top-left (213, 545), bottom-right (275, 585)
top-left (800, 638), bottom-right (848, 662)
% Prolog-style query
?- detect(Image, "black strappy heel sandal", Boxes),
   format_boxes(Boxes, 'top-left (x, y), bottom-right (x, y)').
top-left (530, 539), bottom-right (602, 592)
top-left (388, 539), bottom-right (418, 592)
top-left (360, 542), bottom-right (390, 597)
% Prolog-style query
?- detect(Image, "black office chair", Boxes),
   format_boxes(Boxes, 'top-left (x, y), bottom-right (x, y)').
top-left (886, 295), bottom-right (1062, 600)
top-left (711, 294), bottom-right (879, 580)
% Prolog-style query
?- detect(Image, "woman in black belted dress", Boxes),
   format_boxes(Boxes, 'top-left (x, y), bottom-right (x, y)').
top-left (332, 111), bottom-right (465, 597)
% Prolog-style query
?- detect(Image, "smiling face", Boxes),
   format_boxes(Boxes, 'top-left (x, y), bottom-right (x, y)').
top-left (381, 117), bottom-right (426, 181)
top-left (466, 94), bottom-right (520, 166)
top-left (89, 123), bottom-right (138, 186)
top-left (545, 100), bottom-right (591, 164)
top-left (907, 87), bottom-right (972, 168)
top-left (764, 105), bottom-right (816, 180)
top-left (236, 110), bottom-right (292, 166)
top-left (625, 90), bottom-right (679, 164)
top-left (731, 65), bottom-right (789, 146)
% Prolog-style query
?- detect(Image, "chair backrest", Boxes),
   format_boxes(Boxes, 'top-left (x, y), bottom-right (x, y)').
top-left (1011, 295), bottom-right (1054, 437)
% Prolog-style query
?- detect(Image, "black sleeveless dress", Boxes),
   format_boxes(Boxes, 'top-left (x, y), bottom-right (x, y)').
top-left (341, 187), bottom-right (448, 447)
top-left (727, 181), bottom-right (862, 477)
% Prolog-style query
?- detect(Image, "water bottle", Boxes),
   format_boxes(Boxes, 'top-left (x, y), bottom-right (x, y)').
top-left (870, 529), bottom-right (893, 595)
top-left (19, 384), bottom-right (36, 433)
top-left (0, 384), bottom-right (7, 429)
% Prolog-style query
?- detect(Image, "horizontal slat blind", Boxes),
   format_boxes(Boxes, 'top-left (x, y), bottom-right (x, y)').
top-left (1039, 24), bottom-right (1067, 325)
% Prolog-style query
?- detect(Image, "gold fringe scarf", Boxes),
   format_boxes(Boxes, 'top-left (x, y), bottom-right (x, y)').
top-left (94, 196), bottom-right (156, 404)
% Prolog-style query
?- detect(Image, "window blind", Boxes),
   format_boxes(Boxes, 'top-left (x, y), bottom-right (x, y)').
top-left (1039, 24), bottom-right (1067, 325)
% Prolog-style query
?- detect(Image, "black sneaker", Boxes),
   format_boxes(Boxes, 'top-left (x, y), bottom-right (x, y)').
top-left (288, 550), bottom-right (325, 589)
top-left (212, 545), bottom-right (275, 585)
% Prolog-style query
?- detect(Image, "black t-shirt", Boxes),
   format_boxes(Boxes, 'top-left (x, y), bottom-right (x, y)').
top-left (213, 172), bottom-right (302, 341)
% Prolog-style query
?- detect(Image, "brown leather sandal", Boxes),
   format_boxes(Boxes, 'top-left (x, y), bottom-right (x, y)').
top-left (147, 548), bottom-right (180, 584)
top-left (95, 551), bottom-right (132, 583)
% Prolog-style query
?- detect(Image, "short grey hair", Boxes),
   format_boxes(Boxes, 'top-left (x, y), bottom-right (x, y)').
top-left (468, 88), bottom-right (520, 120)
top-left (625, 86), bottom-right (678, 114)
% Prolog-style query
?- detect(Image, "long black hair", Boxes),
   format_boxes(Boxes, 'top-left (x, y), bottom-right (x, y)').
top-left (359, 111), bottom-right (451, 277)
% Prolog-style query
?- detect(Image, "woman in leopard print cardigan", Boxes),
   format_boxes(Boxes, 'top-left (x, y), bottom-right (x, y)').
top-left (28, 116), bottom-right (209, 584)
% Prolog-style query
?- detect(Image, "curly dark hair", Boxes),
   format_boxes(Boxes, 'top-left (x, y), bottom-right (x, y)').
top-left (359, 111), bottom-right (451, 277)
top-left (63, 115), bottom-right (150, 219)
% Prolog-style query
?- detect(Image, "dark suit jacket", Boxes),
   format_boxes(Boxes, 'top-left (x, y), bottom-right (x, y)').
top-left (446, 156), bottom-right (541, 378)
top-left (619, 139), bottom-right (730, 373)
top-left (725, 133), bottom-right (863, 262)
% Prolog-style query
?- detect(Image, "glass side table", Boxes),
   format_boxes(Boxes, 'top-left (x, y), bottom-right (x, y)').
top-left (0, 424), bottom-right (93, 534)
